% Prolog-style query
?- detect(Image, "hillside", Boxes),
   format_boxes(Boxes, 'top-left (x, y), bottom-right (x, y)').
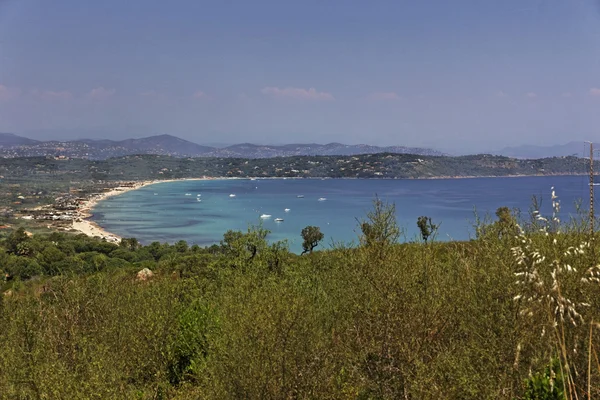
top-left (1, 191), bottom-right (599, 398)
top-left (0, 153), bottom-right (589, 187)
top-left (82, 134), bottom-right (214, 156)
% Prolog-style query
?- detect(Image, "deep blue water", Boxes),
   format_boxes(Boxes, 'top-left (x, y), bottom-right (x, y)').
top-left (91, 176), bottom-right (592, 253)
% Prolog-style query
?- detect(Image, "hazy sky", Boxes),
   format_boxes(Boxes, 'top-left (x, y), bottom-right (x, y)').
top-left (1, 0), bottom-right (600, 153)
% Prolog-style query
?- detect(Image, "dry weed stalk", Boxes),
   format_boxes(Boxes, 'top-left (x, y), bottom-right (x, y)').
top-left (512, 187), bottom-right (600, 399)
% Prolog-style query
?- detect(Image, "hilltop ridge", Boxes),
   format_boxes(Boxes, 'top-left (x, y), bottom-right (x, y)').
top-left (0, 133), bottom-right (444, 159)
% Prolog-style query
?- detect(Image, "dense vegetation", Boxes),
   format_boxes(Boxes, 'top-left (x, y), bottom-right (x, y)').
top-left (2, 198), bottom-right (600, 399)
top-left (0, 153), bottom-right (591, 182)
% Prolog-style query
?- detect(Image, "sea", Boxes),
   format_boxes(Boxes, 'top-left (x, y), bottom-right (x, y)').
top-left (90, 175), bottom-right (592, 253)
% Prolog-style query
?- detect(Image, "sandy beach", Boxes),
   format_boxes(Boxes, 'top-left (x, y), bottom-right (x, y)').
top-left (71, 178), bottom-right (210, 242)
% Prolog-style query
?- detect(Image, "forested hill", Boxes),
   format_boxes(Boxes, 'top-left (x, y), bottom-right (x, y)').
top-left (0, 153), bottom-right (591, 182)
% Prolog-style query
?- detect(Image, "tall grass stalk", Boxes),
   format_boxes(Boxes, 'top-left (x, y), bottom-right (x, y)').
top-left (511, 187), bottom-right (600, 399)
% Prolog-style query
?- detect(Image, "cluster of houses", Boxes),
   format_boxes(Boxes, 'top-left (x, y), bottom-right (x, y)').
top-left (18, 195), bottom-right (84, 225)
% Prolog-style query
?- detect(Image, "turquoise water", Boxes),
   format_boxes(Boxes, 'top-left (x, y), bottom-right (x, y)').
top-left (91, 176), bottom-right (591, 253)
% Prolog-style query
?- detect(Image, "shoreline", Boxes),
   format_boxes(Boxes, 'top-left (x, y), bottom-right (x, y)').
top-left (70, 173), bottom-right (587, 242)
top-left (71, 177), bottom-right (212, 242)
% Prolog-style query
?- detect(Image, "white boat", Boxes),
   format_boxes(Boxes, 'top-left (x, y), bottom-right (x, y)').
top-left (260, 214), bottom-right (272, 219)
top-left (229, 194), bottom-right (236, 198)
top-left (284, 208), bottom-right (291, 212)
top-left (318, 197), bottom-right (327, 201)
top-left (185, 193), bottom-right (192, 196)
top-left (275, 218), bottom-right (284, 222)
top-left (297, 195), bottom-right (304, 198)
top-left (197, 198), bottom-right (201, 202)
top-left (154, 193), bottom-right (158, 196)
top-left (197, 194), bottom-right (201, 197)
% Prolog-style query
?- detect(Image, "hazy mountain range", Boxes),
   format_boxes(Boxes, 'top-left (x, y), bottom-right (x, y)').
top-left (0, 133), bottom-right (444, 160)
top-left (0, 132), bottom-right (41, 147)
top-left (1, 132), bottom-right (594, 160)
top-left (493, 142), bottom-right (596, 159)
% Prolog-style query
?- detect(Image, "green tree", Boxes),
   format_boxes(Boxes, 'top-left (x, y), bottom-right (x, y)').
top-left (301, 226), bottom-right (324, 254)
top-left (219, 226), bottom-right (270, 267)
top-left (147, 241), bottom-right (169, 261)
top-left (220, 230), bottom-right (244, 254)
top-left (119, 237), bottom-right (140, 252)
top-left (360, 198), bottom-right (400, 247)
top-left (174, 240), bottom-right (189, 253)
top-left (6, 256), bottom-right (42, 279)
top-left (417, 216), bottom-right (438, 243)
top-left (495, 206), bottom-right (517, 238)
top-left (38, 246), bottom-right (66, 271)
top-left (6, 227), bottom-right (30, 255)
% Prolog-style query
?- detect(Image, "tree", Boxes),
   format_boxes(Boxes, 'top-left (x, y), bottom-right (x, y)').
top-left (219, 226), bottom-right (270, 265)
top-left (359, 197), bottom-right (400, 247)
top-left (301, 226), bottom-right (324, 254)
top-left (6, 256), bottom-right (42, 280)
top-left (147, 241), bottom-right (169, 261)
top-left (39, 246), bottom-right (66, 266)
top-left (119, 237), bottom-right (140, 252)
top-left (174, 240), bottom-right (189, 253)
top-left (417, 216), bottom-right (438, 243)
top-left (495, 206), bottom-right (517, 238)
top-left (6, 227), bottom-right (30, 255)
top-left (495, 206), bottom-right (512, 225)
top-left (221, 230), bottom-right (244, 254)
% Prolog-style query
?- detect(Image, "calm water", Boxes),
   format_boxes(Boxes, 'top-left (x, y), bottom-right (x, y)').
top-left (91, 176), bottom-right (592, 253)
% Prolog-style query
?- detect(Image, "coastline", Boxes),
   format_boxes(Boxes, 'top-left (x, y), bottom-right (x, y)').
top-left (71, 178), bottom-right (211, 242)
top-left (70, 173), bottom-right (586, 242)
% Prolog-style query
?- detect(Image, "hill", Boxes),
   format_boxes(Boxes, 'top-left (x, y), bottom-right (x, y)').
top-left (0, 153), bottom-right (589, 187)
top-left (0, 133), bottom-right (443, 159)
top-left (81, 134), bottom-right (214, 156)
top-left (0, 132), bottom-right (40, 147)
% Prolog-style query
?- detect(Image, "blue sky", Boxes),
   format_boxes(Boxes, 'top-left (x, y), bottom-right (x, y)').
top-left (1, 0), bottom-right (600, 153)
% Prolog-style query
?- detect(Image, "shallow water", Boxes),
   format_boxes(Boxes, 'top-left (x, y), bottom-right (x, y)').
top-left (91, 176), bottom-right (592, 253)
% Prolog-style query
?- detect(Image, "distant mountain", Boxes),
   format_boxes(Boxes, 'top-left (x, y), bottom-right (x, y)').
top-left (203, 142), bottom-right (444, 158)
top-left (82, 134), bottom-right (214, 155)
top-left (495, 141), bottom-right (595, 159)
top-left (0, 133), bottom-right (444, 160)
top-left (0, 132), bottom-right (40, 147)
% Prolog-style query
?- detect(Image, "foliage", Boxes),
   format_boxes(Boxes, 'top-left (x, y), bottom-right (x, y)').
top-left (2, 197), bottom-right (600, 398)
top-left (521, 359), bottom-right (566, 400)
top-left (417, 215), bottom-right (438, 242)
top-left (300, 225), bottom-right (324, 254)
top-left (359, 197), bottom-right (401, 247)
top-left (168, 299), bottom-right (218, 385)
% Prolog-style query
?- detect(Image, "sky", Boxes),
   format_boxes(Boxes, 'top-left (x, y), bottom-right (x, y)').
top-left (1, 0), bottom-right (600, 153)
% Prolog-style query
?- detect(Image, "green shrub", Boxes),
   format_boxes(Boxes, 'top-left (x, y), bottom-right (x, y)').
top-left (521, 359), bottom-right (566, 400)
top-left (168, 300), bottom-right (219, 384)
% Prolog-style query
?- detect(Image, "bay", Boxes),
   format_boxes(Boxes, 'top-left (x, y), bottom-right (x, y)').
top-left (91, 176), bottom-right (592, 253)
